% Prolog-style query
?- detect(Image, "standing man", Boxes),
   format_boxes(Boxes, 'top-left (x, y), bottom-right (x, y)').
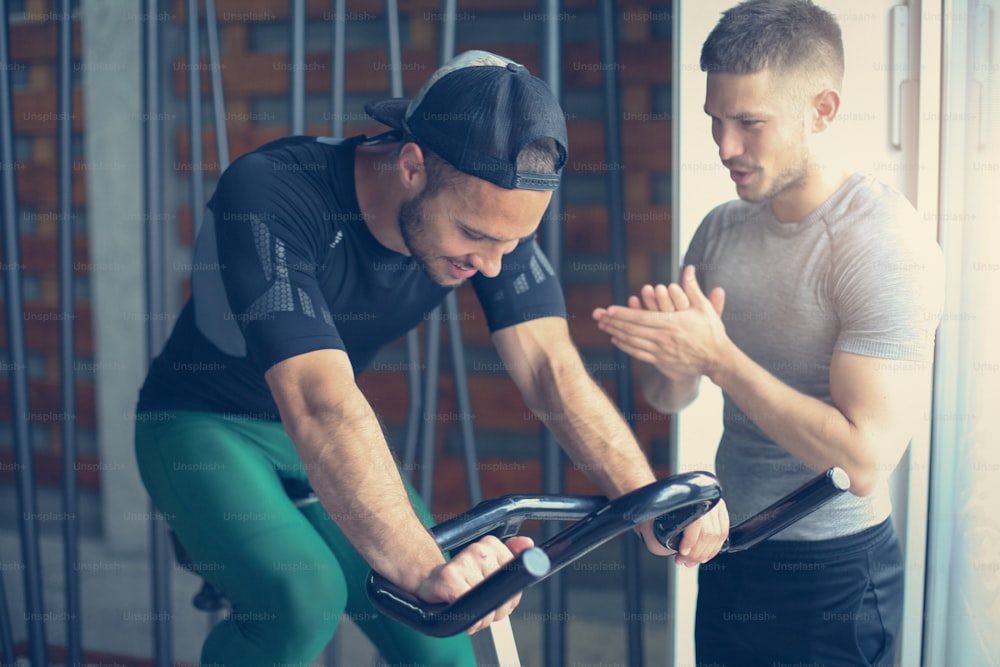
top-left (594, 2), bottom-right (944, 666)
top-left (134, 50), bottom-right (727, 667)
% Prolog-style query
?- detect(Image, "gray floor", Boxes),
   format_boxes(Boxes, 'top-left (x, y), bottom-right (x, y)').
top-left (0, 527), bottom-right (675, 666)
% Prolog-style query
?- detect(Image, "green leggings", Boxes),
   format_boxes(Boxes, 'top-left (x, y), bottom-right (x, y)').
top-left (134, 409), bottom-right (475, 667)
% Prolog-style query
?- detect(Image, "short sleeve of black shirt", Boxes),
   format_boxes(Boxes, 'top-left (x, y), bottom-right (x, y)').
top-left (471, 237), bottom-right (567, 331)
top-left (208, 137), bottom-right (350, 373)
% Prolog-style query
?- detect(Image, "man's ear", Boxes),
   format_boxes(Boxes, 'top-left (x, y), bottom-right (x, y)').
top-left (812, 88), bottom-right (841, 132)
top-left (397, 142), bottom-right (427, 192)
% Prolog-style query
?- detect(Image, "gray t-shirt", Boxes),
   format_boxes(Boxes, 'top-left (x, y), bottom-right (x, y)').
top-left (684, 173), bottom-right (944, 540)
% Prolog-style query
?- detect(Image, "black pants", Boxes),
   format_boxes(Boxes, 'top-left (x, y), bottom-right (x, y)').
top-left (696, 519), bottom-right (904, 667)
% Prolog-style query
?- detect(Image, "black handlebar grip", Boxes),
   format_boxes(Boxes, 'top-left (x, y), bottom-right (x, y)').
top-left (653, 500), bottom-right (718, 553)
top-left (366, 547), bottom-right (551, 638)
top-left (658, 467), bottom-right (851, 553)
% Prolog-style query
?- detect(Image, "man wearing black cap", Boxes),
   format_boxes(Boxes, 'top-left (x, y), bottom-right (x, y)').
top-left (133, 50), bottom-right (729, 667)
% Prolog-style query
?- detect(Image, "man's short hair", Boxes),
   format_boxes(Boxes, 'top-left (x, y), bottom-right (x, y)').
top-left (700, 0), bottom-right (844, 89)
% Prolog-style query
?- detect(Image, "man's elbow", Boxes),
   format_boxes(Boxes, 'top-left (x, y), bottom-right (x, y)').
top-left (842, 428), bottom-right (911, 497)
top-left (645, 388), bottom-right (697, 415)
top-left (641, 377), bottom-right (699, 415)
top-left (842, 451), bottom-right (884, 498)
top-left (846, 468), bottom-right (879, 497)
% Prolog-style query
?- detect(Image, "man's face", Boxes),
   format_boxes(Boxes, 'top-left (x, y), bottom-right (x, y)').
top-left (399, 173), bottom-right (552, 287)
top-left (704, 69), bottom-right (812, 204)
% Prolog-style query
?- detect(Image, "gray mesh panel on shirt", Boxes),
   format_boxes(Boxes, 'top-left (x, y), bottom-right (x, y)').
top-left (529, 256), bottom-right (546, 284)
top-left (252, 218), bottom-right (273, 282)
top-left (244, 238), bottom-right (293, 321)
top-left (532, 244), bottom-right (556, 277)
top-left (298, 288), bottom-right (315, 318)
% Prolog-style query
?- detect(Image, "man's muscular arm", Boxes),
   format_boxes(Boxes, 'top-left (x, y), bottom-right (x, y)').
top-left (595, 266), bottom-right (930, 496)
top-left (266, 349), bottom-right (531, 633)
top-left (492, 316), bottom-right (728, 565)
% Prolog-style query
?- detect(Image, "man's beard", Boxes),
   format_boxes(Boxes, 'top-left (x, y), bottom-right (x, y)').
top-left (731, 132), bottom-right (812, 204)
top-left (729, 155), bottom-right (810, 204)
top-left (398, 192), bottom-right (462, 287)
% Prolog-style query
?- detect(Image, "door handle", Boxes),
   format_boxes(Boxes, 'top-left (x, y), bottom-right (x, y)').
top-left (890, 4), bottom-right (910, 150)
top-left (973, 3), bottom-right (993, 150)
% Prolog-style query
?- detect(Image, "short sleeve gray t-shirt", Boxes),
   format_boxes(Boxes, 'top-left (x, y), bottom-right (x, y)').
top-left (683, 173), bottom-right (944, 540)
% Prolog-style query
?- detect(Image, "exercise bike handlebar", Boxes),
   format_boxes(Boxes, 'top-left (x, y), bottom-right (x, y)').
top-left (367, 467), bottom-right (850, 638)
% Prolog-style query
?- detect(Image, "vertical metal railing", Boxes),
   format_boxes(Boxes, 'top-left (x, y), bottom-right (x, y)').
top-left (57, 1), bottom-right (82, 665)
top-left (445, 293), bottom-right (483, 507)
top-left (417, 316), bottom-right (442, 506)
top-left (204, 0), bottom-right (229, 173)
top-left (200, 0), bottom-right (229, 632)
top-left (598, 1), bottom-right (644, 664)
top-left (290, 0), bottom-right (306, 135)
top-left (187, 0), bottom-right (205, 237)
top-left (0, 3), bottom-right (49, 665)
top-left (329, 0), bottom-right (346, 137)
top-left (143, 2), bottom-right (173, 666)
top-left (381, 0), bottom-right (419, 493)
top-left (0, 569), bottom-right (13, 665)
top-left (384, 0), bottom-right (428, 488)
top-left (538, 2), bottom-right (568, 665)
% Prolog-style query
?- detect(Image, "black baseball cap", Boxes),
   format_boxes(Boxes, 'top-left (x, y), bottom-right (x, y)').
top-left (364, 50), bottom-right (569, 192)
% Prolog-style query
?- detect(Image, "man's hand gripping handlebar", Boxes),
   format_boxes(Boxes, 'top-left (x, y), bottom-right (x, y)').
top-left (366, 467), bottom-right (850, 637)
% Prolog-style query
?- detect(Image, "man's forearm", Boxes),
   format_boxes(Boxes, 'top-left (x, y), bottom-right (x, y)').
top-left (531, 355), bottom-right (656, 498)
top-left (708, 343), bottom-right (888, 496)
top-left (283, 396), bottom-right (445, 592)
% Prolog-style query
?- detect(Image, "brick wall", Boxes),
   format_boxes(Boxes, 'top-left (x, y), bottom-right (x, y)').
top-left (1, 0), bottom-right (675, 520)
top-left (0, 0), bottom-right (101, 493)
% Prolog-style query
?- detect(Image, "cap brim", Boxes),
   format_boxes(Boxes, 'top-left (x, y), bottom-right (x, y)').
top-left (364, 98), bottom-right (410, 131)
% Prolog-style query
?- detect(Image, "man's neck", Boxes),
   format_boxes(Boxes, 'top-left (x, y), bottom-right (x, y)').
top-left (770, 162), bottom-right (851, 224)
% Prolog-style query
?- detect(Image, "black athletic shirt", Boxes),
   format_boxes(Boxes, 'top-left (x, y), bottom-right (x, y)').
top-left (136, 135), bottom-right (567, 420)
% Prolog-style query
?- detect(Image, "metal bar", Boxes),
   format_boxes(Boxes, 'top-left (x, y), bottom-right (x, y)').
top-left (385, 0), bottom-right (404, 97)
top-left (0, 566), bottom-right (14, 665)
top-left (0, 2), bottom-right (49, 663)
top-left (187, 0), bottom-right (205, 236)
top-left (382, 0), bottom-right (424, 493)
top-left (446, 293), bottom-right (482, 506)
top-left (402, 329), bottom-right (423, 476)
top-left (540, 432), bottom-right (566, 667)
top-left (539, 2), bottom-right (568, 664)
top-left (144, 2), bottom-right (172, 665)
top-left (540, 0), bottom-right (564, 274)
top-left (419, 314), bottom-right (442, 505)
top-left (290, 0), bottom-right (306, 135)
top-left (438, 0), bottom-right (456, 66)
top-left (204, 0), bottom-right (230, 171)
top-left (329, 0), bottom-right (346, 136)
top-left (198, 0), bottom-right (232, 637)
top-left (598, 1), bottom-right (644, 664)
top-left (58, 1), bottom-right (82, 665)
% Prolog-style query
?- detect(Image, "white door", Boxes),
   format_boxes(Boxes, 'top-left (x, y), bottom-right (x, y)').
top-left (670, 2), bottom-right (938, 665)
